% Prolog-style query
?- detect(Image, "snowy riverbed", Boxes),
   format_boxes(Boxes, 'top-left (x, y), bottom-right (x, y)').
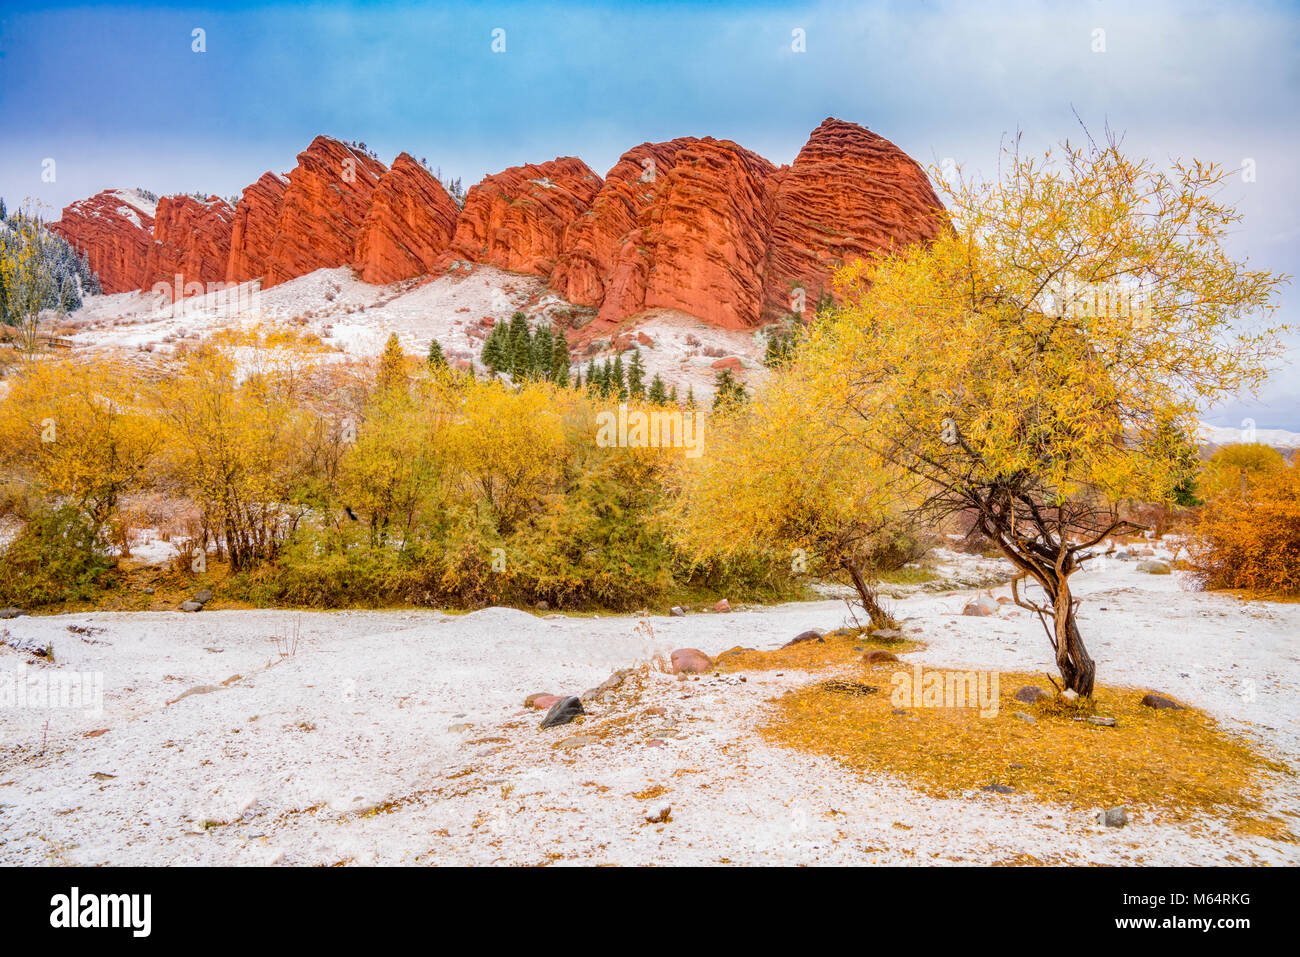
top-left (1, 552), bottom-right (1297, 866)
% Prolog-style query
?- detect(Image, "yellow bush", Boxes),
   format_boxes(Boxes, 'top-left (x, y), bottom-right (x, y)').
top-left (1200, 442), bottom-right (1286, 501)
top-left (0, 357), bottom-right (160, 533)
top-left (1192, 454), bottom-right (1300, 596)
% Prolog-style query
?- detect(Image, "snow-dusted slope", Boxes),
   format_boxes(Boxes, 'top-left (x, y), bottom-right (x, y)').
top-left (1198, 423), bottom-right (1300, 450)
top-left (61, 264), bottom-right (770, 400)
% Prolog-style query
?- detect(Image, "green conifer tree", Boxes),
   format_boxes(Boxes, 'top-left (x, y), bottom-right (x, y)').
top-left (612, 354), bottom-right (627, 400)
top-left (550, 333), bottom-right (570, 386)
top-left (507, 311), bottom-right (531, 380)
top-left (532, 324), bottom-right (554, 381)
top-left (427, 338), bottom-right (447, 369)
top-left (481, 323), bottom-right (507, 374)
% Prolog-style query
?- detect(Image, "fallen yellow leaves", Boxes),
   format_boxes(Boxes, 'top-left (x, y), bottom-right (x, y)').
top-left (714, 628), bottom-right (917, 673)
top-left (757, 662), bottom-right (1293, 837)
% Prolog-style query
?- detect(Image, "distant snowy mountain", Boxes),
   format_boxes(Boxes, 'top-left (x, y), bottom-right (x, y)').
top-left (1198, 423), bottom-right (1300, 450)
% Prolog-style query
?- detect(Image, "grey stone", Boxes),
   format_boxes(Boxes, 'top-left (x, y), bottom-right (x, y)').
top-left (1140, 693), bottom-right (1185, 710)
top-left (1013, 711), bottom-right (1037, 725)
top-left (784, 629), bottom-right (825, 647)
top-left (1087, 716), bottom-right (1117, 727)
top-left (540, 695), bottom-right (584, 730)
top-left (1136, 560), bottom-right (1171, 575)
top-left (179, 600), bottom-right (204, 613)
top-left (669, 606), bottom-right (686, 617)
top-left (1014, 685), bottom-right (1048, 704)
top-left (0, 608), bottom-right (28, 619)
top-left (193, 588), bottom-right (213, 604)
top-left (981, 783), bottom-right (1015, 794)
top-left (1100, 806), bottom-right (1129, 827)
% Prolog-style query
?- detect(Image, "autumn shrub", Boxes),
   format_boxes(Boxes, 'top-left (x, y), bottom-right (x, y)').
top-left (0, 345), bottom-right (804, 612)
top-left (0, 357), bottom-right (160, 536)
top-left (0, 506), bottom-right (115, 606)
top-left (150, 345), bottom-right (322, 569)
top-left (1199, 442), bottom-right (1286, 501)
top-left (1191, 455), bottom-right (1300, 596)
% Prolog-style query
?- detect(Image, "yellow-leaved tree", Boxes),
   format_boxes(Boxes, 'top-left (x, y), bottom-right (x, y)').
top-left (0, 209), bottom-right (56, 352)
top-left (672, 367), bottom-right (923, 627)
top-left (1199, 442), bottom-right (1286, 501)
top-left (152, 344), bottom-right (320, 570)
top-left (797, 133), bottom-right (1288, 694)
top-left (0, 357), bottom-right (160, 535)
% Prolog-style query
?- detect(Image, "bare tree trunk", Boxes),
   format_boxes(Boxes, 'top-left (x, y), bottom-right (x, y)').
top-left (990, 524), bottom-right (1096, 696)
top-left (1051, 574), bottom-right (1095, 695)
top-left (1035, 569), bottom-right (1096, 696)
top-left (843, 558), bottom-right (892, 629)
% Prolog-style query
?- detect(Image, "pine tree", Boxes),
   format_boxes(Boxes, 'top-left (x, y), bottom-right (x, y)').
top-left (507, 311), bottom-right (531, 380)
top-left (585, 359), bottom-right (597, 392)
top-left (686, 385), bottom-right (696, 410)
top-left (532, 324), bottom-right (554, 381)
top-left (377, 333), bottom-right (407, 392)
top-left (627, 348), bottom-right (646, 399)
top-left (573, 368), bottom-right (582, 390)
top-left (481, 322), bottom-right (508, 374)
top-left (612, 354), bottom-right (627, 400)
top-left (427, 338), bottom-right (447, 369)
top-left (550, 333), bottom-right (570, 386)
top-left (669, 384), bottom-right (678, 405)
top-left (648, 373), bottom-right (667, 405)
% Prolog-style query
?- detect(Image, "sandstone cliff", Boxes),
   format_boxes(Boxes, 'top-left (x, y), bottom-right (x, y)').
top-left (761, 117), bottom-right (947, 320)
top-left (262, 136), bottom-right (387, 287)
top-left (354, 152), bottom-right (460, 284)
top-left (226, 172), bottom-right (289, 284)
top-left (49, 189), bottom-right (157, 294)
top-left (143, 194), bottom-right (234, 297)
top-left (441, 156), bottom-right (602, 277)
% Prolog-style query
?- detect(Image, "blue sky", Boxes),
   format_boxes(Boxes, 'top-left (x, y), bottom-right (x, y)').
top-left (2, 0), bottom-right (1297, 426)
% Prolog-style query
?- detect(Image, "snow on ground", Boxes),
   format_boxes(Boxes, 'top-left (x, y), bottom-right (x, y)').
top-left (1, 550), bottom-right (1296, 866)
top-left (55, 266), bottom-right (769, 400)
top-left (579, 308), bottom-right (770, 401)
top-left (1198, 422), bottom-right (1300, 450)
top-left (61, 265), bottom-right (545, 373)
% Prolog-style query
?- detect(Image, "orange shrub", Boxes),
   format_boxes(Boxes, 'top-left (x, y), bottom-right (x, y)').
top-left (1191, 454), bottom-right (1300, 596)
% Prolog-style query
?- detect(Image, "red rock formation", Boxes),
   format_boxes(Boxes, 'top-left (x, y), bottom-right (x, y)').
top-left (442, 156), bottom-right (601, 277)
top-left (354, 153), bottom-right (460, 284)
top-left (226, 172), bottom-right (288, 284)
top-left (143, 195), bottom-right (234, 297)
top-left (54, 120), bottom-right (945, 332)
top-left (762, 117), bottom-right (947, 319)
top-left (48, 189), bottom-right (156, 294)
top-left (592, 138), bottom-right (778, 332)
top-left (262, 136), bottom-right (387, 287)
top-left (551, 138), bottom-right (697, 307)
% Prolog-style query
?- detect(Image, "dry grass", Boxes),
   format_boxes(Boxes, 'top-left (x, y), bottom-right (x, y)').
top-left (713, 627), bottom-right (919, 673)
top-left (758, 663), bottom-right (1292, 836)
